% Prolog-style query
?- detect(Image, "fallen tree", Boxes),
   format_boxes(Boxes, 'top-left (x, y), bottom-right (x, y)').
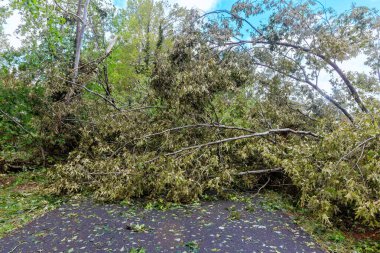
top-left (2, 0), bottom-right (378, 227)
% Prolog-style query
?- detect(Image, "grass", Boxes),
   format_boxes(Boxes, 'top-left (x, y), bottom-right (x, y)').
top-left (185, 240), bottom-right (200, 252)
top-left (129, 248), bottom-right (146, 253)
top-left (260, 191), bottom-right (380, 253)
top-left (0, 168), bottom-right (63, 238)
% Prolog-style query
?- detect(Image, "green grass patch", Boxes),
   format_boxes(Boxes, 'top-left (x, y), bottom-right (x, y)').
top-left (261, 191), bottom-right (380, 253)
top-left (0, 169), bottom-right (64, 238)
top-left (129, 247), bottom-right (146, 253)
top-left (185, 240), bottom-right (200, 252)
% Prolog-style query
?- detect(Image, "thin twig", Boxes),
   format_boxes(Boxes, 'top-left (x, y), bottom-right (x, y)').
top-left (337, 135), bottom-right (380, 166)
top-left (0, 109), bottom-right (36, 137)
top-left (123, 106), bottom-right (167, 112)
top-left (252, 177), bottom-right (271, 198)
top-left (53, 0), bottom-right (85, 24)
top-left (9, 242), bottom-right (26, 253)
top-left (82, 86), bottom-right (121, 111)
top-left (354, 144), bottom-right (368, 185)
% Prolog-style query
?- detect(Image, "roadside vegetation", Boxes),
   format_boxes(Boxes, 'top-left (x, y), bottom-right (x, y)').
top-left (0, 169), bottom-right (63, 237)
top-left (1, 170), bottom-right (379, 252)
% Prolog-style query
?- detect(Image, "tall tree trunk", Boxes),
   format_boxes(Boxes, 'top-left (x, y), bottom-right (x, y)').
top-left (73, 0), bottom-right (90, 84)
top-left (65, 0), bottom-right (90, 102)
top-left (143, 17), bottom-right (151, 70)
top-left (73, 0), bottom-right (83, 70)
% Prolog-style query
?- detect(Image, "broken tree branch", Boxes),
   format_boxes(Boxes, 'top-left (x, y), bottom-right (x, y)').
top-left (167, 129), bottom-right (320, 156)
top-left (144, 128), bottom-right (320, 163)
top-left (252, 60), bottom-right (355, 123)
top-left (236, 168), bottom-right (283, 176)
top-left (224, 39), bottom-right (369, 114)
top-left (337, 134), bottom-right (380, 166)
top-left (139, 123), bottom-right (257, 140)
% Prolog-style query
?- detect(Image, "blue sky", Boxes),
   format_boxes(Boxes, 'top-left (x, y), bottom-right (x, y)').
top-left (214, 0), bottom-right (380, 12)
top-left (114, 0), bottom-right (380, 13)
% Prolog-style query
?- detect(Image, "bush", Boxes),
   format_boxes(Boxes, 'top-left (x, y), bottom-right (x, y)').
top-left (0, 80), bottom-right (44, 171)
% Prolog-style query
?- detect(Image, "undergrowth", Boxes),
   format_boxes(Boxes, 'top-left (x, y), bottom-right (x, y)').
top-left (260, 191), bottom-right (380, 253)
top-left (0, 169), bottom-right (63, 238)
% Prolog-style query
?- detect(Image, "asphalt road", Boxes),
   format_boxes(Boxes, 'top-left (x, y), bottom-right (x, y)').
top-left (0, 199), bottom-right (325, 253)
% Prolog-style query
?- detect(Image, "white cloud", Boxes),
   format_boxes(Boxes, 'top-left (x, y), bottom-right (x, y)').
top-left (318, 53), bottom-right (372, 92)
top-left (168, 0), bottom-right (218, 11)
top-left (339, 54), bottom-right (372, 73)
top-left (1, 0), bottom-right (23, 49)
top-left (4, 12), bottom-right (22, 49)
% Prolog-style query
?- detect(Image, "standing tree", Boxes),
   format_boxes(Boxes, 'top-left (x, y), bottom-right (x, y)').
top-left (204, 0), bottom-right (380, 123)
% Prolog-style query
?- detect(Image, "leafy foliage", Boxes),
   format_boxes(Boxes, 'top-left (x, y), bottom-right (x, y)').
top-left (0, 78), bottom-right (44, 170)
top-left (281, 111), bottom-right (380, 226)
top-left (1, 0), bottom-right (379, 229)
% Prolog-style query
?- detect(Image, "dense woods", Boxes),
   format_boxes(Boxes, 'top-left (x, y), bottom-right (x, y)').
top-left (1, 0), bottom-right (379, 229)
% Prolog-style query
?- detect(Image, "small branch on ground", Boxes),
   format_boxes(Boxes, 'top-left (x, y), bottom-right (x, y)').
top-left (253, 177), bottom-right (271, 198)
top-left (9, 242), bottom-right (26, 253)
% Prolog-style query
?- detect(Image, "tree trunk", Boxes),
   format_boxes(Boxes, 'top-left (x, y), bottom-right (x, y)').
top-left (73, 0), bottom-right (90, 84)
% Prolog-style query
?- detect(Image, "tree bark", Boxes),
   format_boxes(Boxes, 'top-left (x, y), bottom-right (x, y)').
top-left (73, 0), bottom-right (90, 84)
